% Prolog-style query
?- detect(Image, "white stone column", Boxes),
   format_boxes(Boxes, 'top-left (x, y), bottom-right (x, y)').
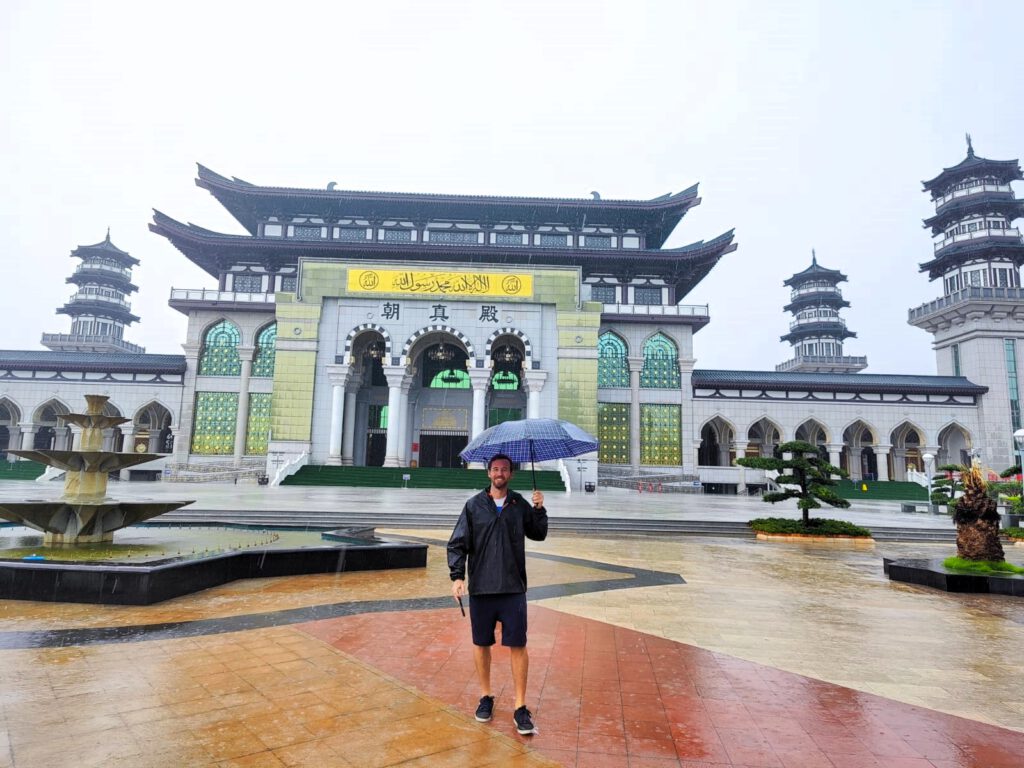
top-left (232, 347), bottom-right (255, 465)
top-left (469, 369), bottom-right (492, 440)
top-left (19, 425), bottom-right (37, 454)
top-left (827, 443), bottom-right (844, 480)
top-left (341, 384), bottom-right (359, 466)
top-left (382, 365), bottom-right (406, 467)
top-left (523, 369), bottom-right (548, 420)
top-left (119, 427), bottom-right (136, 481)
top-left (733, 442), bottom-right (748, 494)
top-left (68, 425), bottom-right (83, 452)
top-left (325, 364), bottom-right (350, 466)
top-left (628, 356), bottom-right (643, 471)
top-left (874, 444), bottom-right (892, 482)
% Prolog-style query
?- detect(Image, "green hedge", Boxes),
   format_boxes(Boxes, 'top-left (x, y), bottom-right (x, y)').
top-left (748, 517), bottom-right (872, 537)
top-left (1004, 527), bottom-right (1024, 539)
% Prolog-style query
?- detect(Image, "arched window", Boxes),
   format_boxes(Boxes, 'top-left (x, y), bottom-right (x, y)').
top-left (429, 369), bottom-right (470, 388)
top-left (252, 323), bottom-right (276, 378)
top-left (640, 333), bottom-right (680, 388)
top-left (598, 333), bottom-right (629, 388)
top-left (198, 321), bottom-right (242, 376)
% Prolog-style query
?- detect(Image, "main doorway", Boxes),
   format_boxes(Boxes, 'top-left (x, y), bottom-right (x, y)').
top-left (419, 432), bottom-right (468, 468)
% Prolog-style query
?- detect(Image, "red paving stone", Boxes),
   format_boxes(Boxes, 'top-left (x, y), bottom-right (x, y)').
top-left (299, 604), bottom-right (1024, 768)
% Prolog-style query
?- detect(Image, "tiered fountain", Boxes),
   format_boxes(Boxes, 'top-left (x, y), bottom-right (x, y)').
top-left (0, 395), bottom-right (190, 543)
top-left (0, 395), bottom-right (426, 605)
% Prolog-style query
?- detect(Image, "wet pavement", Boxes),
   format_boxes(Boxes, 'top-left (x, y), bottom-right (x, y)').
top-left (1, 481), bottom-right (1023, 766)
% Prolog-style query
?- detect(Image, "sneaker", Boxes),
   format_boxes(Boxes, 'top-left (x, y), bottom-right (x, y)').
top-left (513, 705), bottom-right (537, 735)
top-left (475, 695), bottom-right (494, 722)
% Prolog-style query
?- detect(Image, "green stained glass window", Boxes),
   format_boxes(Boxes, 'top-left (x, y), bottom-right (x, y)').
top-left (198, 321), bottom-right (242, 376)
top-left (640, 404), bottom-right (681, 465)
top-left (488, 407), bottom-right (522, 427)
top-left (252, 324), bottom-right (276, 378)
top-left (191, 391), bottom-right (239, 455)
top-left (640, 333), bottom-right (681, 389)
top-left (429, 369), bottom-right (470, 388)
top-left (598, 332), bottom-right (629, 388)
top-left (598, 403), bottom-right (630, 464)
top-left (491, 371), bottom-right (519, 390)
top-left (245, 393), bottom-right (272, 455)
top-left (368, 404), bottom-right (388, 429)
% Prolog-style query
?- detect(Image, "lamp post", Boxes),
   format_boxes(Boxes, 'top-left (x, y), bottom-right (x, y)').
top-left (922, 452), bottom-right (934, 507)
top-left (576, 458), bottom-right (586, 492)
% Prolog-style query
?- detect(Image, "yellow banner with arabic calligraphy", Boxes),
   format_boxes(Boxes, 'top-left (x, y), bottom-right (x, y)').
top-left (347, 269), bottom-right (533, 298)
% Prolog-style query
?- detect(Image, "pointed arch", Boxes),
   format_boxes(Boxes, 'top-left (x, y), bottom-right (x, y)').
top-left (795, 418), bottom-right (830, 445)
top-left (33, 398), bottom-right (71, 424)
top-left (937, 421), bottom-right (972, 467)
top-left (198, 319), bottom-right (242, 376)
top-left (0, 397), bottom-right (22, 425)
top-left (252, 322), bottom-right (277, 378)
top-left (698, 415), bottom-right (736, 467)
top-left (745, 416), bottom-right (784, 458)
top-left (598, 331), bottom-right (629, 388)
top-left (640, 331), bottom-right (681, 388)
top-left (842, 419), bottom-right (878, 481)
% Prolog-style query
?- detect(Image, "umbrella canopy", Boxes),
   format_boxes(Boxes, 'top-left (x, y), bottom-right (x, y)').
top-left (460, 418), bottom-right (598, 465)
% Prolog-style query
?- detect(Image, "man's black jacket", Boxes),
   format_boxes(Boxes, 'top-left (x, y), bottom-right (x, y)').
top-left (447, 488), bottom-right (548, 595)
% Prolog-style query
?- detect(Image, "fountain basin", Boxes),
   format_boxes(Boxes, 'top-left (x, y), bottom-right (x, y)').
top-left (0, 524), bottom-right (427, 604)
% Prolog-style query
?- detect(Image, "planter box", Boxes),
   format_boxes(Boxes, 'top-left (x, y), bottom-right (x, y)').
top-left (755, 533), bottom-right (875, 546)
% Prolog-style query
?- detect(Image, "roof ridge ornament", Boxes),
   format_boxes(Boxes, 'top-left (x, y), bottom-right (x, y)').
top-left (966, 132), bottom-right (974, 158)
top-left (590, 191), bottom-right (601, 200)
top-left (811, 248), bottom-right (817, 265)
top-left (105, 227), bottom-right (111, 243)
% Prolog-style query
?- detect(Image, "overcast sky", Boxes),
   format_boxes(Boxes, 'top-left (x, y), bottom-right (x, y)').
top-left (2, 0), bottom-right (1022, 375)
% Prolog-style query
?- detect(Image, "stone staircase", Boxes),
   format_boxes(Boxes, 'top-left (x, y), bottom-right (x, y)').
top-left (282, 465), bottom-right (566, 491)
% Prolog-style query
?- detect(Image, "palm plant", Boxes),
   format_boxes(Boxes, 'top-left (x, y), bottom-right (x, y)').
top-left (953, 461), bottom-right (1005, 562)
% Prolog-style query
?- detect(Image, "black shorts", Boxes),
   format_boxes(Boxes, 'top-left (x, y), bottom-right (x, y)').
top-left (469, 592), bottom-right (528, 647)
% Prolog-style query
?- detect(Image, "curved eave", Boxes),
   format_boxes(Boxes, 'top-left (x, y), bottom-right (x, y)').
top-left (780, 324), bottom-right (856, 344)
top-left (57, 301), bottom-right (140, 325)
top-left (70, 246), bottom-right (139, 267)
top-left (150, 211), bottom-right (736, 295)
top-left (195, 165), bottom-right (702, 248)
top-left (783, 294), bottom-right (850, 314)
top-left (0, 351), bottom-right (184, 375)
top-left (922, 156), bottom-right (1022, 195)
top-left (924, 196), bottom-right (1024, 234)
top-left (65, 273), bottom-right (139, 293)
top-left (783, 268), bottom-right (846, 287)
top-left (918, 240), bottom-right (1024, 279)
top-left (693, 370), bottom-right (987, 396)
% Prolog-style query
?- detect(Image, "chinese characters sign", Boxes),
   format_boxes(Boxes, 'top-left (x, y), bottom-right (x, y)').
top-left (348, 269), bottom-right (533, 298)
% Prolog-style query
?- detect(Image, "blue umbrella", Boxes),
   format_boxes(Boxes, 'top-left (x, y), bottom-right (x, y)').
top-left (460, 418), bottom-right (599, 490)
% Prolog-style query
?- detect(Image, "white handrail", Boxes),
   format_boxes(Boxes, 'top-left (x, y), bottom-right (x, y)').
top-left (272, 451), bottom-right (308, 487)
top-left (558, 459), bottom-right (572, 495)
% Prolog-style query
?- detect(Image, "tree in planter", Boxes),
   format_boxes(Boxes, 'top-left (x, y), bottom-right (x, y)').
top-left (736, 440), bottom-right (850, 526)
top-left (931, 464), bottom-right (964, 507)
top-left (953, 461), bottom-right (1005, 562)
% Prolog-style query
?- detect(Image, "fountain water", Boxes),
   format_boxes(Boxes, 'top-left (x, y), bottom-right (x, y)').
top-left (0, 394), bottom-right (191, 543)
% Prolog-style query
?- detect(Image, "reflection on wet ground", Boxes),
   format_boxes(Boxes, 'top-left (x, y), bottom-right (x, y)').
top-left (1, 484), bottom-right (1023, 766)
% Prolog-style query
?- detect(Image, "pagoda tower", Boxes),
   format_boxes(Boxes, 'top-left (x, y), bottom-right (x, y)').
top-left (908, 136), bottom-right (1024, 469)
top-left (776, 250), bottom-right (866, 373)
top-left (41, 231), bottom-right (144, 353)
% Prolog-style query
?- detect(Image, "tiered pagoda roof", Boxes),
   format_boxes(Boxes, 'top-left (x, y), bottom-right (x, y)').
top-left (783, 256), bottom-right (847, 287)
top-left (151, 166), bottom-right (738, 299)
top-left (195, 165), bottom-right (703, 248)
top-left (71, 231), bottom-right (140, 266)
top-left (922, 138), bottom-right (1023, 197)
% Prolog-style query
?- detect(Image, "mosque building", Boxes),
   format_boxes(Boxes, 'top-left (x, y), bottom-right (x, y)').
top-left (1, 139), bottom-right (1021, 491)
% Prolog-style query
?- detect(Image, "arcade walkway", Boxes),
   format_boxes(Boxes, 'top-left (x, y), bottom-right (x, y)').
top-left (1, 486), bottom-right (1023, 766)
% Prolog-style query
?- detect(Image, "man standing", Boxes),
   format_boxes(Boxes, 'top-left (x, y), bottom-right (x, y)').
top-left (448, 453), bottom-right (548, 735)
